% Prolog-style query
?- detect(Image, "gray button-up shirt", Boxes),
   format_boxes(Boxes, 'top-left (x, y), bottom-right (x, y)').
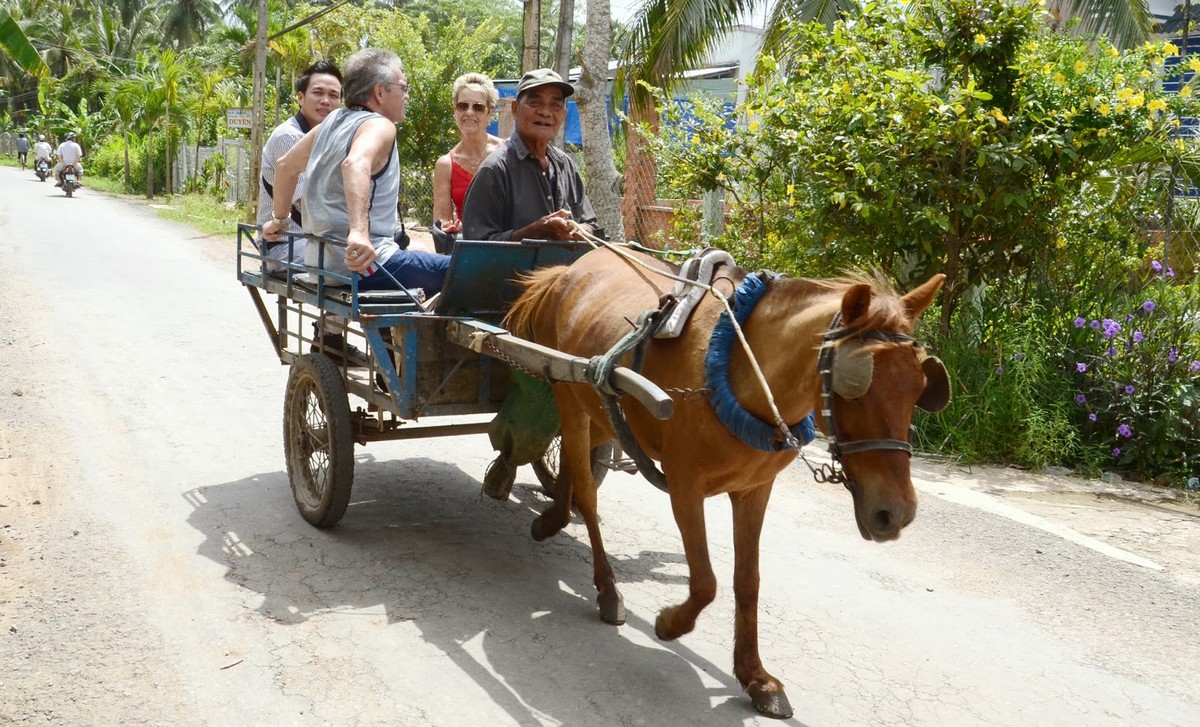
top-left (461, 129), bottom-right (600, 241)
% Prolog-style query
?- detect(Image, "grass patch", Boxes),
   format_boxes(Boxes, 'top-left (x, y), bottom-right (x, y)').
top-left (89, 174), bottom-right (250, 237)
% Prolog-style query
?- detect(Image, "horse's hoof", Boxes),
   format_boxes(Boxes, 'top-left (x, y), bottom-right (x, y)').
top-left (530, 511), bottom-right (564, 541)
top-left (747, 683), bottom-right (793, 720)
top-left (653, 609), bottom-right (678, 641)
top-left (597, 592), bottom-right (625, 625)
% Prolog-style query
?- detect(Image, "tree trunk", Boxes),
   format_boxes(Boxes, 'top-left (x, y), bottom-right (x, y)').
top-left (521, 0), bottom-right (541, 73)
top-left (576, 0), bottom-right (624, 242)
top-left (164, 103), bottom-right (172, 196)
top-left (193, 99), bottom-right (206, 193)
top-left (123, 131), bottom-right (131, 192)
top-left (145, 127), bottom-right (154, 199)
top-left (552, 0), bottom-right (575, 148)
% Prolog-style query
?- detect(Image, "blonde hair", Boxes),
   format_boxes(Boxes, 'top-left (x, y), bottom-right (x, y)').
top-left (452, 72), bottom-right (499, 108)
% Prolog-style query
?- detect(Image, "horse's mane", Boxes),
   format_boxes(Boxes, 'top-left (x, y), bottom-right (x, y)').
top-left (772, 270), bottom-right (911, 337)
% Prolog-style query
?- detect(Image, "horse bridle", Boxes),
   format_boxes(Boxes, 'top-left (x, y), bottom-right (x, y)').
top-left (805, 312), bottom-right (916, 486)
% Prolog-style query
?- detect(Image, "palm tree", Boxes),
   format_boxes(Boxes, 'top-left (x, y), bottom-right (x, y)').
top-left (619, 0), bottom-right (1156, 102)
top-left (189, 67), bottom-right (229, 191)
top-left (157, 0), bottom-right (221, 50)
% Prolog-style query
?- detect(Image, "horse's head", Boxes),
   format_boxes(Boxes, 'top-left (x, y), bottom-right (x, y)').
top-left (822, 273), bottom-right (949, 542)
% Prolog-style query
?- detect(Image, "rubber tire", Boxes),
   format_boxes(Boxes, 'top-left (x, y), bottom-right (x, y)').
top-left (533, 437), bottom-right (614, 499)
top-left (283, 353), bottom-right (355, 527)
top-left (65, 184), bottom-right (72, 198)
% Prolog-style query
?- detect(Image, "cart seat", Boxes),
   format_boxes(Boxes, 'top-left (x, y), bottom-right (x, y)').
top-left (434, 239), bottom-right (594, 320)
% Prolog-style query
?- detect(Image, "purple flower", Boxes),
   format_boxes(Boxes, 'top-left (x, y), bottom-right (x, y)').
top-left (1076, 362), bottom-right (1088, 372)
top-left (995, 365), bottom-right (1004, 374)
top-left (1169, 348), bottom-right (1178, 363)
top-left (1118, 424), bottom-right (1133, 438)
top-left (1090, 319), bottom-right (1101, 330)
top-left (1075, 393), bottom-right (1087, 404)
top-left (1142, 300), bottom-right (1156, 312)
top-left (1074, 317), bottom-right (1086, 328)
top-left (1013, 353), bottom-right (1024, 362)
top-left (1112, 447), bottom-right (1121, 457)
top-left (1191, 361), bottom-right (1200, 372)
top-left (1089, 413), bottom-right (1098, 421)
top-left (1106, 347), bottom-right (1118, 358)
top-left (1132, 330), bottom-right (1144, 343)
top-left (1151, 260), bottom-right (1163, 272)
top-left (1167, 267), bottom-right (1175, 278)
top-left (1101, 319), bottom-right (1122, 338)
top-left (1124, 384), bottom-right (1136, 394)
top-left (1125, 314), bottom-right (1134, 323)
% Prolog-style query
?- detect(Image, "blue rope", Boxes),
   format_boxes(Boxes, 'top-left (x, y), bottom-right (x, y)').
top-left (705, 273), bottom-right (816, 452)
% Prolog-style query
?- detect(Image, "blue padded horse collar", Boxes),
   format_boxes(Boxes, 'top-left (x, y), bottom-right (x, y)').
top-left (705, 272), bottom-right (816, 452)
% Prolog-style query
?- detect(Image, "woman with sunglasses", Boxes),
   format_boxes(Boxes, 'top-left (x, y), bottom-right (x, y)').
top-left (432, 73), bottom-right (502, 243)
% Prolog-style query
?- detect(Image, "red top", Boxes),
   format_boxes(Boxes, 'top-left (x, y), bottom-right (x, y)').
top-left (450, 161), bottom-right (474, 221)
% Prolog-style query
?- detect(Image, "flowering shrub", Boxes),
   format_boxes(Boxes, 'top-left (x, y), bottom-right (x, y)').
top-left (1067, 263), bottom-right (1200, 478)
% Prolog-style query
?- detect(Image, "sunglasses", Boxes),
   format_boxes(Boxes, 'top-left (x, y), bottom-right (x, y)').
top-left (455, 101), bottom-right (490, 113)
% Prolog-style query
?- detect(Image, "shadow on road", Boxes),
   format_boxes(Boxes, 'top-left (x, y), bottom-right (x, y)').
top-left (185, 455), bottom-right (807, 725)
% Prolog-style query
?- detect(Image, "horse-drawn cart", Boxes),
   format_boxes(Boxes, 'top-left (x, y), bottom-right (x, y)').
top-left (236, 224), bottom-right (669, 527)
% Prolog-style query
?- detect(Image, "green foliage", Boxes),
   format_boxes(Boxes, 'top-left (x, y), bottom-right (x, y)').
top-left (913, 294), bottom-right (1081, 470)
top-left (645, 0), bottom-right (1200, 328)
top-left (1064, 264), bottom-right (1200, 479)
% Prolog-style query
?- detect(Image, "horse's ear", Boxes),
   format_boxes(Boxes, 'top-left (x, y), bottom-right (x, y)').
top-left (901, 274), bottom-right (946, 319)
top-left (916, 355), bottom-right (951, 412)
top-left (841, 284), bottom-right (874, 325)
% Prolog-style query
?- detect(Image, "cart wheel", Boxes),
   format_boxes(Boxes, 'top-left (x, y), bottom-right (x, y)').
top-left (533, 437), bottom-right (613, 499)
top-left (283, 353), bottom-right (354, 527)
top-left (65, 185), bottom-right (73, 198)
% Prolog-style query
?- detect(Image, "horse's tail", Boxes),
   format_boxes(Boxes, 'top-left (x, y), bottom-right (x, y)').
top-left (504, 265), bottom-right (569, 341)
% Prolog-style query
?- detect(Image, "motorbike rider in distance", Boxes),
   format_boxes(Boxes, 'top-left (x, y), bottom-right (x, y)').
top-left (33, 134), bottom-right (53, 166)
top-left (54, 132), bottom-right (84, 188)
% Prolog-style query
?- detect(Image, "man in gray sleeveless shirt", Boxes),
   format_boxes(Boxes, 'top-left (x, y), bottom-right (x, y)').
top-left (263, 48), bottom-right (450, 296)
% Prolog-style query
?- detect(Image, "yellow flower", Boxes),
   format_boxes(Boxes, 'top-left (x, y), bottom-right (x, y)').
top-left (1149, 98), bottom-right (1167, 113)
top-left (748, 120), bottom-right (760, 132)
top-left (1139, 70), bottom-right (1151, 80)
top-left (1099, 103), bottom-right (1111, 115)
top-left (1146, 118), bottom-right (1155, 130)
top-left (1072, 139), bottom-right (1082, 148)
top-left (1074, 60), bottom-right (1087, 74)
top-left (1053, 72), bottom-right (1066, 85)
top-left (1043, 63), bottom-right (1053, 73)
top-left (1115, 87), bottom-right (1134, 102)
top-left (1116, 103), bottom-right (1126, 113)
top-left (953, 103), bottom-right (966, 115)
top-left (1106, 46), bottom-right (1120, 58)
top-left (786, 184), bottom-right (795, 195)
top-left (974, 34), bottom-right (987, 46)
top-left (1181, 86), bottom-right (1193, 99)
top-left (1097, 128), bottom-right (1108, 137)
top-left (1114, 73), bottom-right (1125, 86)
top-left (1190, 58), bottom-right (1200, 73)
top-left (991, 108), bottom-right (1009, 124)
top-left (1128, 92), bottom-right (1144, 108)
top-left (1164, 43), bottom-right (1180, 56)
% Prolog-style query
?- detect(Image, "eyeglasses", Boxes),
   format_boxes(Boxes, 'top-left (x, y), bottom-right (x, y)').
top-left (455, 101), bottom-right (489, 113)
top-left (385, 81), bottom-right (409, 94)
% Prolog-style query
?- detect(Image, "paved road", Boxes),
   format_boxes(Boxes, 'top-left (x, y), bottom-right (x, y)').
top-left (1, 166), bottom-right (1198, 726)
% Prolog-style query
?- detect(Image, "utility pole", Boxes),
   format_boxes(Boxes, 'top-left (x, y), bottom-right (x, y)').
top-left (247, 0), bottom-right (268, 222)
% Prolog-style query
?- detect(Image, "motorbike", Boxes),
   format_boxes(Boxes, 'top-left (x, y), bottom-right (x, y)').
top-left (61, 165), bottom-right (79, 198)
top-left (34, 158), bottom-right (51, 182)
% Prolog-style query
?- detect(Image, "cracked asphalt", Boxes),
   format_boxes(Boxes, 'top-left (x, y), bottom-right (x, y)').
top-left (2, 166), bottom-right (1199, 726)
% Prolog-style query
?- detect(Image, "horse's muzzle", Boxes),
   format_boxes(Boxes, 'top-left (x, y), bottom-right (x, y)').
top-left (845, 479), bottom-right (915, 542)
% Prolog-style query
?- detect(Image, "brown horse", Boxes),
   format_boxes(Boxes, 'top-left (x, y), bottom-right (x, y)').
top-left (504, 247), bottom-right (949, 719)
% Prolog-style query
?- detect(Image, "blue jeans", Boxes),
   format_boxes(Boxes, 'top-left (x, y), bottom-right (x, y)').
top-left (358, 249), bottom-right (451, 296)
